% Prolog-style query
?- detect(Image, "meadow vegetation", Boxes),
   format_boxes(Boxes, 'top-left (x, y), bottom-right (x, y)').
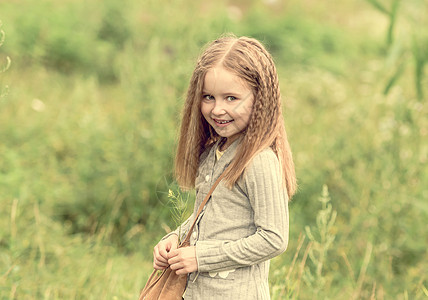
top-left (0, 0), bottom-right (427, 299)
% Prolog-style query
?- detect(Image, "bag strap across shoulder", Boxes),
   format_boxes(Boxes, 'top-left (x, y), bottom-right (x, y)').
top-left (181, 172), bottom-right (226, 246)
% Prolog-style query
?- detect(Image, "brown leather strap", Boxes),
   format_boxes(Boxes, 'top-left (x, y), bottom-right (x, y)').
top-left (181, 172), bottom-right (226, 245)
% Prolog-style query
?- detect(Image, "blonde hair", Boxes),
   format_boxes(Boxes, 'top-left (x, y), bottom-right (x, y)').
top-left (175, 35), bottom-right (297, 199)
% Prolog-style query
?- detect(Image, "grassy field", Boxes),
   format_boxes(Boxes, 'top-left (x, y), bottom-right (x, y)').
top-left (0, 0), bottom-right (427, 299)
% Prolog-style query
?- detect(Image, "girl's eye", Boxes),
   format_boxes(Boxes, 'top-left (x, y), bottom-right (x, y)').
top-left (226, 96), bottom-right (237, 101)
top-left (203, 95), bottom-right (214, 100)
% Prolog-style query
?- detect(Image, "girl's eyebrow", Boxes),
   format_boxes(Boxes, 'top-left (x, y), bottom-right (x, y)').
top-left (202, 90), bottom-right (243, 96)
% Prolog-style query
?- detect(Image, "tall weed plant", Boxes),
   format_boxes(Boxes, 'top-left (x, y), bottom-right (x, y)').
top-left (365, 0), bottom-right (428, 100)
top-left (271, 185), bottom-right (338, 299)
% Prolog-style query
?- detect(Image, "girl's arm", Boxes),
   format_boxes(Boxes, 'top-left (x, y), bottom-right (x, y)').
top-left (195, 149), bottom-right (289, 273)
top-left (161, 213), bottom-right (194, 243)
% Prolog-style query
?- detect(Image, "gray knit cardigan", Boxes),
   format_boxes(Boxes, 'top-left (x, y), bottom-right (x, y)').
top-left (165, 137), bottom-right (289, 299)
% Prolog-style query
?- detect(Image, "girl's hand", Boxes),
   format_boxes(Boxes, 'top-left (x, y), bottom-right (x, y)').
top-left (153, 234), bottom-right (179, 270)
top-left (167, 246), bottom-right (198, 275)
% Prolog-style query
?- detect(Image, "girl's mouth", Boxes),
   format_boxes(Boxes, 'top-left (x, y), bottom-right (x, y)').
top-left (213, 118), bottom-right (233, 127)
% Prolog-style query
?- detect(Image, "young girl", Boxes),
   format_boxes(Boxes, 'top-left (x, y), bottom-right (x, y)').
top-left (152, 35), bottom-right (297, 299)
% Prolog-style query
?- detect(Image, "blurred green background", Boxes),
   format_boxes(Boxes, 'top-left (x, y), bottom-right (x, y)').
top-left (0, 0), bottom-right (427, 299)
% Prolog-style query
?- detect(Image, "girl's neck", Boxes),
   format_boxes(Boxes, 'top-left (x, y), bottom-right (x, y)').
top-left (218, 138), bottom-right (227, 152)
top-left (219, 134), bottom-right (241, 152)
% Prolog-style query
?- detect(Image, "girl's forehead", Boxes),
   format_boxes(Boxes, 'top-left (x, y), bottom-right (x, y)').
top-left (203, 66), bottom-right (251, 92)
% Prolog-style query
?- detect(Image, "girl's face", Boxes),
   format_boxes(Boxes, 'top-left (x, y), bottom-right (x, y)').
top-left (201, 65), bottom-right (254, 149)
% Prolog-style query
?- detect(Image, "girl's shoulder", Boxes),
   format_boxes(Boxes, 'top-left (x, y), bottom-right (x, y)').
top-left (241, 147), bottom-right (281, 183)
top-left (239, 147), bottom-right (284, 195)
top-left (248, 147), bottom-right (280, 171)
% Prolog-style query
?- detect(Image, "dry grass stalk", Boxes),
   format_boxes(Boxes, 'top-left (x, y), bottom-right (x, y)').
top-left (286, 233), bottom-right (306, 281)
top-left (351, 242), bottom-right (373, 300)
top-left (295, 241), bottom-right (313, 298)
top-left (340, 250), bottom-right (356, 284)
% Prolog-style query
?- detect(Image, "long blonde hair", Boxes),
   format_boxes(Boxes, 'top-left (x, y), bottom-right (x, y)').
top-left (175, 35), bottom-right (297, 199)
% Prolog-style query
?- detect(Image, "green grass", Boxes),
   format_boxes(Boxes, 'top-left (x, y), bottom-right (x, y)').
top-left (0, 0), bottom-right (427, 298)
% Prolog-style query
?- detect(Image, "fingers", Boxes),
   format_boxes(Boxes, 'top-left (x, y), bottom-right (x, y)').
top-left (154, 244), bottom-right (168, 262)
top-left (153, 260), bottom-right (169, 270)
top-left (153, 249), bottom-right (169, 270)
top-left (152, 235), bottom-right (179, 270)
top-left (158, 246), bottom-right (169, 261)
top-left (167, 249), bottom-right (179, 264)
top-left (167, 247), bottom-right (198, 275)
top-left (169, 238), bottom-right (178, 252)
top-left (168, 250), bottom-right (185, 274)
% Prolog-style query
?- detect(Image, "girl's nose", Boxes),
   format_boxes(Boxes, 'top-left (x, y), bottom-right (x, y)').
top-left (211, 100), bottom-right (226, 116)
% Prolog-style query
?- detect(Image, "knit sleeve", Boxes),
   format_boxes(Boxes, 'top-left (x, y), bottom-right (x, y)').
top-left (161, 213), bottom-right (193, 243)
top-left (195, 149), bottom-right (289, 272)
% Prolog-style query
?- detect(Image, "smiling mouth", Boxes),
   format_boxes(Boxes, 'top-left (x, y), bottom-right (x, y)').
top-left (213, 118), bottom-right (233, 125)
